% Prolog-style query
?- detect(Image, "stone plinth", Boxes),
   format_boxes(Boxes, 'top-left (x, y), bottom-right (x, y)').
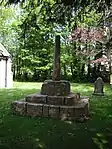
top-left (11, 99), bottom-right (89, 120)
top-left (11, 81), bottom-right (90, 121)
top-left (11, 95), bottom-right (90, 121)
top-left (41, 80), bottom-right (70, 96)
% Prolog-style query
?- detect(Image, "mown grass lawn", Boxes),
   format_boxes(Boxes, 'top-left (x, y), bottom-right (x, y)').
top-left (0, 82), bottom-right (112, 149)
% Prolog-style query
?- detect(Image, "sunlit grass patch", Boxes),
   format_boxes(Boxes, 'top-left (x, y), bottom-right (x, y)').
top-left (13, 81), bottom-right (42, 89)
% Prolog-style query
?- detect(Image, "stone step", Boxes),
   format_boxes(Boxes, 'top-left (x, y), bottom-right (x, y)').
top-left (25, 93), bottom-right (83, 106)
top-left (11, 98), bottom-right (89, 121)
top-left (25, 94), bottom-right (47, 104)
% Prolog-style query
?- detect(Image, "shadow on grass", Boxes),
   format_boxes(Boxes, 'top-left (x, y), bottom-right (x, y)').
top-left (0, 83), bottom-right (112, 149)
top-left (0, 114), bottom-right (98, 149)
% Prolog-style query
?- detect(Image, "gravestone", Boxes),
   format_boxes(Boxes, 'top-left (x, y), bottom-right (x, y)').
top-left (11, 35), bottom-right (90, 121)
top-left (93, 77), bottom-right (104, 96)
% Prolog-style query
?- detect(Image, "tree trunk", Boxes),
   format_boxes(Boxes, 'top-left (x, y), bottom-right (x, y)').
top-left (13, 64), bottom-right (16, 80)
top-left (81, 64), bottom-right (85, 75)
top-left (63, 63), bottom-right (67, 78)
top-left (87, 58), bottom-right (91, 81)
top-left (70, 62), bottom-right (74, 79)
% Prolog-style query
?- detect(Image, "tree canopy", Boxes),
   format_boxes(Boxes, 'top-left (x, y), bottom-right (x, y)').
top-left (0, 0), bottom-right (111, 82)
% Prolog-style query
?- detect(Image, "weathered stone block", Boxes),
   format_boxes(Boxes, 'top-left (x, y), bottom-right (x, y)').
top-left (25, 94), bottom-right (47, 103)
top-left (74, 98), bottom-right (89, 118)
top-left (41, 80), bottom-right (70, 96)
top-left (75, 108), bottom-right (85, 118)
top-left (27, 103), bottom-right (43, 117)
top-left (11, 100), bottom-right (26, 115)
top-left (47, 96), bottom-right (64, 105)
top-left (64, 93), bottom-right (80, 106)
top-left (67, 106), bottom-right (76, 120)
top-left (60, 106), bottom-right (75, 120)
top-left (43, 104), bottom-right (49, 117)
top-left (49, 105), bottom-right (60, 118)
top-left (75, 93), bottom-right (80, 99)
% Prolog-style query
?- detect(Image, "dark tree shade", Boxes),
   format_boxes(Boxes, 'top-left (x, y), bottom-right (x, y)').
top-left (5, 0), bottom-right (112, 9)
top-left (5, 0), bottom-right (25, 4)
top-left (3, 0), bottom-right (111, 25)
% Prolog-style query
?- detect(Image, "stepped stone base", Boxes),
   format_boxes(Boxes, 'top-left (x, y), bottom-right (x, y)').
top-left (11, 94), bottom-right (89, 121)
top-left (11, 80), bottom-right (90, 121)
top-left (25, 93), bottom-right (80, 105)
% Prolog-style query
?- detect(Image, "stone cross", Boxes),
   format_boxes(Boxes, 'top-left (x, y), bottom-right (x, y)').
top-left (52, 35), bottom-right (60, 81)
top-left (93, 77), bottom-right (104, 95)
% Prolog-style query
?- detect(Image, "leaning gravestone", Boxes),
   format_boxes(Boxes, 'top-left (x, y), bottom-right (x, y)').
top-left (12, 35), bottom-right (90, 121)
top-left (93, 77), bottom-right (104, 96)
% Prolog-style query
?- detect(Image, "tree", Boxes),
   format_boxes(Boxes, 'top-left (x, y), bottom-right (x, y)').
top-left (4, 0), bottom-right (111, 24)
top-left (2, 0), bottom-right (111, 82)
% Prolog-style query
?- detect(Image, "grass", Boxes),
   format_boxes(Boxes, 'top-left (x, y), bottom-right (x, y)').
top-left (0, 82), bottom-right (112, 149)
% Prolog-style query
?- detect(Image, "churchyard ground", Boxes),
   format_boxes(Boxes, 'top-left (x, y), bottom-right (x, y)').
top-left (0, 82), bottom-right (112, 149)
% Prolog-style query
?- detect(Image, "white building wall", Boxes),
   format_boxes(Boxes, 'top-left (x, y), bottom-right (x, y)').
top-left (7, 58), bottom-right (13, 88)
top-left (0, 58), bottom-right (13, 88)
top-left (0, 59), bottom-right (6, 88)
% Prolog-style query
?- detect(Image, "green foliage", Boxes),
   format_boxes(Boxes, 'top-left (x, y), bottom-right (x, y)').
top-left (0, 4), bottom-right (15, 45)
top-left (93, 133), bottom-right (108, 149)
top-left (5, 0), bottom-right (111, 24)
top-left (0, 0), bottom-right (111, 82)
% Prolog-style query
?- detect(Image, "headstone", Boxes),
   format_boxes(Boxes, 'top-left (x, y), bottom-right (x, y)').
top-left (93, 77), bottom-right (104, 95)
